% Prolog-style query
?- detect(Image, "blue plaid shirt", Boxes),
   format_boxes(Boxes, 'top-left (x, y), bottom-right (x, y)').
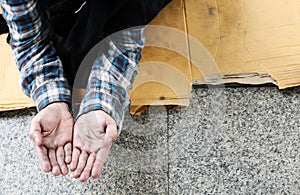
top-left (0, 0), bottom-right (144, 134)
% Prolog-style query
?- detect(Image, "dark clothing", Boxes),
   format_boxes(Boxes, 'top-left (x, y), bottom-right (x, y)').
top-left (0, 14), bottom-right (8, 34)
top-left (47, 0), bottom-right (172, 55)
top-left (47, 0), bottom-right (171, 85)
top-left (1, 0), bottom-right (172, 54)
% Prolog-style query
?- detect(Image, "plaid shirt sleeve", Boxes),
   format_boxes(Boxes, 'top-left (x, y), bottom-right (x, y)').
top-left (77, 28), bottom-right (145, 135)
top-left (0, 0), bottom-right (71, 111)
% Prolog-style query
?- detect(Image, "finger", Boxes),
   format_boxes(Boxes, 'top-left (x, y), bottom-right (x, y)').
top-left (91, 133), bottom-right (113, 178)
top-left (91, 157), bottom-right (105, 178)
top-left (70, 148), bottom-right (80, 171)
top-left (34, 145), bottom-right (51, 173)
top-left (49, 149), bottom-right (61, 176)
top-left (91, 147), bottom-right (110, 178)
top-left (74, 151), bottom-right (88, 178)
top-left (64, 143), bottom-right (72, 164)
top-left (29, 119), bottom-right (43, 146)
top-left (80, 153), bottom-right (96, 182)
top-left (56, 147), bottom-right (68, 175)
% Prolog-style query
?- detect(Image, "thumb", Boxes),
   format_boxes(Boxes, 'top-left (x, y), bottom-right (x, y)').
top-left (29, 118), bottom-right (43, 146)
top-left (105, 122), bottom-right (118, 142)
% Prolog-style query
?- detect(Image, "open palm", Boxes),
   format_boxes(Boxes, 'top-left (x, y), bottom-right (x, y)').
top-left (29, 102), bottom-right (74, 176)
top-left (70, 110), bottom-right (117, 182)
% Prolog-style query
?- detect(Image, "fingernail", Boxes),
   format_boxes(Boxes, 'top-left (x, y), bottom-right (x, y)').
top-left (53, 170), bottom-right (60, 176)
top-left (80, 175), bottom-right (88, 182)
top-left (70, 163), bottom-right (74, 171)
top-left (74, 171), bottom-right (79, 178)
top-left (62, 168), bottom-right (68, 175)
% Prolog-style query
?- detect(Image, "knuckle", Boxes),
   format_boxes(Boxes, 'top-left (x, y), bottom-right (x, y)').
top-left (64, 143), bottom-right (72, 149)
top-left (52, 140), bottom-right (58, 147)
top-left (74, 142), bottom-right (83, 150)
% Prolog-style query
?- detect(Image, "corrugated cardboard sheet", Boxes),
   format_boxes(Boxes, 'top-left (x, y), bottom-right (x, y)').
top-left (1, 0), bottom-right (300, 112)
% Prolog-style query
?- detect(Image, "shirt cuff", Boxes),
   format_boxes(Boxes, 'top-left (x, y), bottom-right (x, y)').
top-left (31, 79), bottom-right (72, 111)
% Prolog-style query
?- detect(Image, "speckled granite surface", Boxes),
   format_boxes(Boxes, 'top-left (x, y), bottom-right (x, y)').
top-left (0, 87), bottom-right (300, 194)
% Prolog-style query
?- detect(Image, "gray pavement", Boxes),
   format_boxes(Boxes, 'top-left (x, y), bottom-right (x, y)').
top-left (0, 86), bottom-right (299, 194)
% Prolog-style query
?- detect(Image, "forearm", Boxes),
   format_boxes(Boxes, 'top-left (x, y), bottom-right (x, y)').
top-left (1, 0), bottom-right (71, 110)
top-left (77, 28), bottom-right (145, 135)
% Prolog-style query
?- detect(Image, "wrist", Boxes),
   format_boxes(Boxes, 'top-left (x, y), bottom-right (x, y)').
top-left (42, 101), bottom-right (71, 113)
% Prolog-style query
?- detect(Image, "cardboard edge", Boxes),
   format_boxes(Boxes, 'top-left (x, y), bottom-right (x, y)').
top-left (193, 72), bottom-right (277, 86)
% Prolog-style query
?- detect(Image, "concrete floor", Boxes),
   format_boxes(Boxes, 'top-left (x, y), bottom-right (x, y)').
top-left (0, 86), bottom-right (299, 194)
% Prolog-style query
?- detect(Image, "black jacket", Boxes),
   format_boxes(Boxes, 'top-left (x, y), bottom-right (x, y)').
top-left (0, 0), bottom-right (172, 55)
top-left (47, 0), bottom-right (172, 55)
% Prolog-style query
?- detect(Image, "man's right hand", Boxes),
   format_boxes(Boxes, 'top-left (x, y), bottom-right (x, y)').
top-left (29, 102), bottom-right (74, 176)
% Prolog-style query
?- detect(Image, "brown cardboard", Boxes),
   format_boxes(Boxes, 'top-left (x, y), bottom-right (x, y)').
top-left (0, 34), bottom-right (35, 111)
top-left (131, 0), bottom-right (191, 107)
top-left (188, 0), bottom-right (300, 89)
top-left (2, 0), bottom-right (300, 112)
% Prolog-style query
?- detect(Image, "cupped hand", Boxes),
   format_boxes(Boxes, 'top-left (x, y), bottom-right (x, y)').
top-left (70, 110), bottom-right (117, 182)
top-left (29, 102), bottom-right (74, 176)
